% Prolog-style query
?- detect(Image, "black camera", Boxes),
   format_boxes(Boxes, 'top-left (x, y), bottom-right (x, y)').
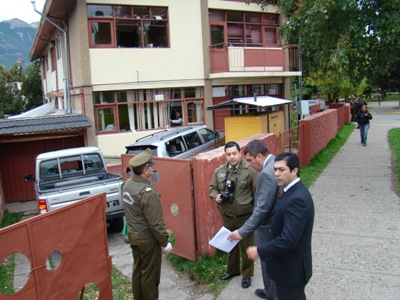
top-left (220, 180), bottom-right (235, 203)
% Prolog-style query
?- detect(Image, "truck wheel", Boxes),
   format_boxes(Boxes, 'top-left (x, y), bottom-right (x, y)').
top-left (109, 217), bottom-right (124, 232)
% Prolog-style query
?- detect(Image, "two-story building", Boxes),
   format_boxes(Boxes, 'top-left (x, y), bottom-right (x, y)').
top-left (30, 0), bottom-right (300, 157)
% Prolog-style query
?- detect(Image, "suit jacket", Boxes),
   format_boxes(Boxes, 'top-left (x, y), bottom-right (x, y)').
top-left (257, 180), bottom-right (315, 287)
top-left (238, 155), bottom-right (278, 239)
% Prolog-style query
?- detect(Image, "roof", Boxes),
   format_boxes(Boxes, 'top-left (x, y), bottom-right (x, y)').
top-left (207, 96), bottom-right (292, 111)
top-left (0, 115), bottom-right (91, 135)
top-left (30, 0), bottom-right (72, 61)
top-left (36, 146), bottom-right (100, 160)
top-left (126, 126), bottom-right (208, 147)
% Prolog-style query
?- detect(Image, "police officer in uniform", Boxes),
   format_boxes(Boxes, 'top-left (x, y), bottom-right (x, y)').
top-left (209, 141), bottom-right (258, 289)
top-left (123, 149), bottom-right (172, 300)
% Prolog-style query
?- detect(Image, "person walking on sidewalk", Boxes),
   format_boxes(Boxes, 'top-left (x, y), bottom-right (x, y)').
top-left (209, 141), bottom-right (258, 289)
top-left (122, 149), bottom-right (172, 300)
top-left (228, 139), bottom-right (279, 299)
top-left (247, 152), bottom-right (315, 300)
top-left (353, 97), bottom-right (364, 128)
top-left (356, 104), bottom-right (373, 146)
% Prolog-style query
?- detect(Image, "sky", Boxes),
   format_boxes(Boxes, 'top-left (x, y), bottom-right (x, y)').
top-left (0, 0), bottom-right (45, 23)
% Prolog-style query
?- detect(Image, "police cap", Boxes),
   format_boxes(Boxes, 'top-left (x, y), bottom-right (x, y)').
top-left (128, 148), bottom-right (156, 168)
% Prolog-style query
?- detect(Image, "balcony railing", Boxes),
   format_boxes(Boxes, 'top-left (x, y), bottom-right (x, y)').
top-left (210, 43), bottom-right (299, 74)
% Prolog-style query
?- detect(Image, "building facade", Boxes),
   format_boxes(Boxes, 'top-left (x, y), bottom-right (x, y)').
top-left (30, 0), bottom-right (300, 157)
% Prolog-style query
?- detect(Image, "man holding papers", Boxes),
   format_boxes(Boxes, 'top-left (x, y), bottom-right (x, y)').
top-left (209, 141), bottom-right (258, 289)
top-left (228, 140), bottom-right (279, 299)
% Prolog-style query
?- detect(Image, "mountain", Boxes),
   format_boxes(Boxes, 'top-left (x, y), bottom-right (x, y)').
top-left (0, 18), bottom-right (39, 69)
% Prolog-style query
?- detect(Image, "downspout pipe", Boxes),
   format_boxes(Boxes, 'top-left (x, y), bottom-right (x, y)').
top-left (31, 0), bottom-right (71, 114)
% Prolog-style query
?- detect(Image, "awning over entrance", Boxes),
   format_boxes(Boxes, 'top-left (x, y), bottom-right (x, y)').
top-left (206, 96), bottom-right (293, 145)
top-left (207, 96), bottom-right (292, 111)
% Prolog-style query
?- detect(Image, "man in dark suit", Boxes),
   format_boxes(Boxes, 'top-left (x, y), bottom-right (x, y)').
top-left (228, 139), bottom-right (279, 299)
top-left (247, 152), bottom-right (315, 300)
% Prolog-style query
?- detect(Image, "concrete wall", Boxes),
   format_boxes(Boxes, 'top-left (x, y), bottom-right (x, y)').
top-left (298, 103), bottom-right (350, 166)
top-left (330, 103), bottom-right (351, 127)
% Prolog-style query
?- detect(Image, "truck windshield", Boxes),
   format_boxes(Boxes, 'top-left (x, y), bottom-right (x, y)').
top-left (39, 153), bottom-right (104, 179)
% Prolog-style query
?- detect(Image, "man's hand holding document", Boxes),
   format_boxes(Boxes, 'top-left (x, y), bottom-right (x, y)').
top-left (209, 226), bottom-right (239, 253)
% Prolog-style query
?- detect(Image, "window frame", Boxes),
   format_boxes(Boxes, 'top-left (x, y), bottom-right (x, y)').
top-left (209, 9), bottom-right (280, 47)
top-left (89, 19), bottom-right (115, 48)
top-left (95, 105), bottom-right (118, 134)
top-left (87, 4), bottom-right (169, 49)
top-left (50, 47), bottom-right (56, 72)
top-left (93, 87), bottom-right (205, 134)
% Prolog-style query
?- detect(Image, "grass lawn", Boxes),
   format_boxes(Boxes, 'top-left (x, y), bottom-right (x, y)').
top-left (0, 211), bottom-right (21, 294)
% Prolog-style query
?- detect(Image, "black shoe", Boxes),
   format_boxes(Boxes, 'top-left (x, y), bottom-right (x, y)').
top-left (242, 278), bottom-right (251, 288)
top-left (220, 272), bottom-right (240, 280)
top-left (254, 288), bottom-right (267, 299)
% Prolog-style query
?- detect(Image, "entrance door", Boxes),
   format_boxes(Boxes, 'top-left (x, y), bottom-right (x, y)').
top-left (210, 24), bottom-right (227, 72)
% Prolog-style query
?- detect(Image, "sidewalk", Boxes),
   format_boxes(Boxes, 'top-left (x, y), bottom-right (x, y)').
top-left (216, 100), bottom-right (400, 300)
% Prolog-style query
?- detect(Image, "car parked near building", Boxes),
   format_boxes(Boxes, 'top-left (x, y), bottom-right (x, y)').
top-left (24, 147), bottom-right (125, 231)
top-left (125, 125), bottom-right (224, 159)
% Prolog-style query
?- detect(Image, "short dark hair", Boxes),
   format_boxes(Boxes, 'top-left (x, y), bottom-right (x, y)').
top-left (275, 152), bottom-right (300, 176)
top-left (132, 164), bottom-right (147, 175)
top-left (243, 139), bottom-right (270, 157)
top-left (224, 141), bottom-right (240, 152)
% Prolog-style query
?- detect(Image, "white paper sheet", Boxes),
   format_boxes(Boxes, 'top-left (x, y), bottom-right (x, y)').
top-left (209, 226), bottom-right (239, 253)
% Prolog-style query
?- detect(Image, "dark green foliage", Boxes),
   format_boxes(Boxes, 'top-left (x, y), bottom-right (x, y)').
top-left (388, 128), bottom-right (400, 196)
top-left (21, 61), bottom-right (43, 110)
top-left (0, 61), bottom-right (43, 117)
top-left (249, 0), bottom-right (400, 90)
top-left (0, 210), bottom-right (21, 228)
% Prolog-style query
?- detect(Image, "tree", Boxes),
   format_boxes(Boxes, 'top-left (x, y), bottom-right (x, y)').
top-left (21, 61), bottom-right (43, 111)
top-left (368, 49), bottom-right (400, 94)
top-left (251, 0), bottom-right (400, 86)
top-left (0, 65), bottom-right (23, 117)
top-left (0, 61), bottom-right (43, 118)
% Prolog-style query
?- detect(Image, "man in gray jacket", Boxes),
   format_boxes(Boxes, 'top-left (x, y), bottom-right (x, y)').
top-left (228, 139), bottom-right (278, 299)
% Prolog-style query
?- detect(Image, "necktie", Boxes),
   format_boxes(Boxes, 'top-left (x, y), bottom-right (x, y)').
top-left (277, 189), bottom-right (285, 203)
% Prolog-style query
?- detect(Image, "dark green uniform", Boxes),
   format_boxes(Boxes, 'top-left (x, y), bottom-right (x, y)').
top-left (209, 159), bottom-right (258, 279)
top-left (123, 174), bottom-right (168, 300)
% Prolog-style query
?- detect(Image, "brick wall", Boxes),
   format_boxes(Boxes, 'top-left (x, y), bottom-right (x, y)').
top-left (299, 109), bottom-right (338, 165)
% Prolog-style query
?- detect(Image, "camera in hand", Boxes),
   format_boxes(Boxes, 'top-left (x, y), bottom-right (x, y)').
top-left (220, 179), bottom-right (235, 203)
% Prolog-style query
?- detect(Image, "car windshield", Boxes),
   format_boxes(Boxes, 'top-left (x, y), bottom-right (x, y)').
top-left (39, 153), bottom-right (104, 179)
top-left (126, 145), bottom-right (158, 156)
top-left (198, 128), bottom-right (217, 142)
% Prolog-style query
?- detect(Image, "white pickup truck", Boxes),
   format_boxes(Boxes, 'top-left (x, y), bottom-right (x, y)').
top-left (24, 146), bottom-right (124, 231)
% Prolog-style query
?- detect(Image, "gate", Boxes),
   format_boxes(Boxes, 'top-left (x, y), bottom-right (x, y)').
top-left (122, 155), bottom-right (197, 261)
top-left (0, 136), bottom-right (84, 203)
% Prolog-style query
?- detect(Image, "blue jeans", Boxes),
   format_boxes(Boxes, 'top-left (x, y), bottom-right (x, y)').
top-left (359, 123), bottom-right (370, 145)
